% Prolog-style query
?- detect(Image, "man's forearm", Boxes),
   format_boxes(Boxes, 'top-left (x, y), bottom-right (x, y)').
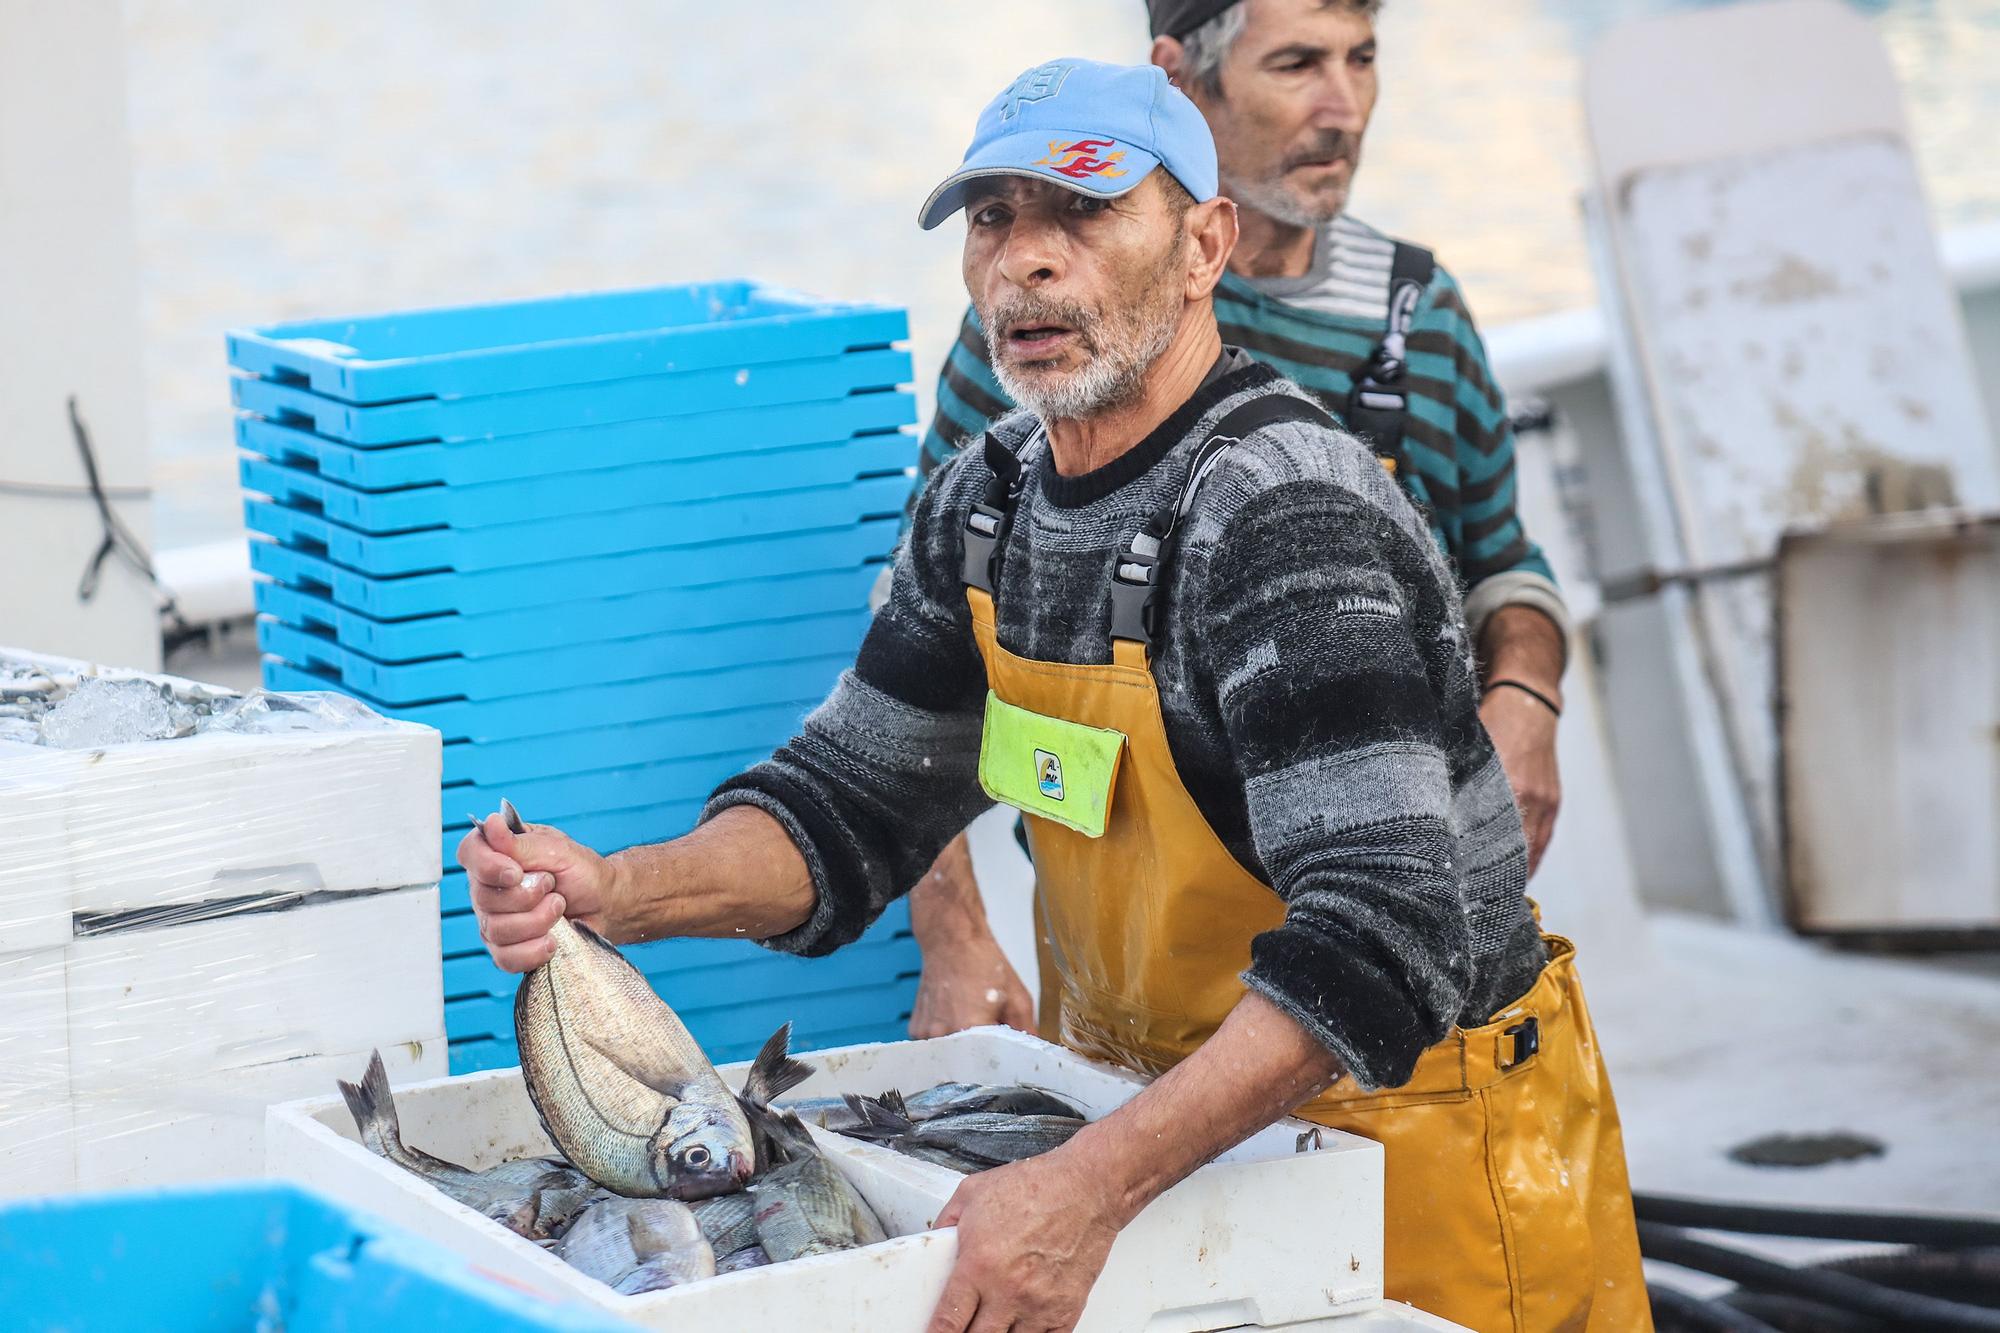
top-left (602, 805), bottom-right (816, 945)
top-left (1478, 604), bottom-right (1566, 696)
top-left (1066, 990), bottom-right (1343, 1225)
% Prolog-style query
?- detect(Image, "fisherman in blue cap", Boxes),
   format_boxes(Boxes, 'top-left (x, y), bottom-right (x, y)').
top-left (909, 0), bottom-right (1573, 1085)
top-left (464, 55), bottom-right (1645, 1333)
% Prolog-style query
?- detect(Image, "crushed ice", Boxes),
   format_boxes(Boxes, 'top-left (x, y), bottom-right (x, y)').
top-left (0, 654), bottom-right (393, 749)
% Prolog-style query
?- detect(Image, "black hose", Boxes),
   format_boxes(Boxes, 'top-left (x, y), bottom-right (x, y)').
top-left (1637, 1222), bottom-right (2000, 1330)
top-left (1648, 1282), bottom-right (1782, 1331)
top-left (1635, 1193), bottom-right (2000, 1248)
top-left (1819, 1247), bottom-right (2000, 1308)
top-left (1721, 1291), bottom-right (1885, 1332)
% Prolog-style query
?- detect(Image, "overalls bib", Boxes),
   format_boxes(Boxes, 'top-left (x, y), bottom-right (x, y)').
top-left (961, 399), bottom-right (1651, 1332)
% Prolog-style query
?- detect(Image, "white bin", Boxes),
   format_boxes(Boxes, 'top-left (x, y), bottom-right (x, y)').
top-left (267, 1028), bottom-right (1433, 1332)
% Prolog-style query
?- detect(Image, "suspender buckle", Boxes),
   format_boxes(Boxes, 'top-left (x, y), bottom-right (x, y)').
top-left (1501, 1017), bottom-right (1541, 1071)
top-left (1109, 542), bottom-right (1160, 645)
top-left (962, 502), bottom-right (1009, 592)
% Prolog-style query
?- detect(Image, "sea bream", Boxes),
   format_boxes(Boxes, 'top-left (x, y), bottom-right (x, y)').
top-left (744, 1106), bottom-right (889, 1262)
top-left (337, 1049), bottom-right (596, 1241)
top-left (491, 800), bottom-right (757, 1201)
top-left (555, 1196), bottom-right (716, 1294)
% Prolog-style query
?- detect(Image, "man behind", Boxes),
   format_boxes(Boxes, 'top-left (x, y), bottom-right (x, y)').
top-left (907, 0), bottom-right (1573, 1044)
top-left (464, 58), bottom-right (1645, 1331)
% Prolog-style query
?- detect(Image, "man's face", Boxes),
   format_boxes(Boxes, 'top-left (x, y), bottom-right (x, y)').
top-left (1189, 0), bottom-right (1378, 228)
top-left (960, 172), bottom-right (1191, 421)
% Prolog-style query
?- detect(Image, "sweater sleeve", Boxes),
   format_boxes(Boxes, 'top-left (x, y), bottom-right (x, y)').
top-left (1202, 481), bottom-right (1482, 1089)
top-left (704, 459), bottom-right (993, 956)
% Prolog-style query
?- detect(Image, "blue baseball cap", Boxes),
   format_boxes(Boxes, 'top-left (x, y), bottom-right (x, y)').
top-left (918, 58), bottom-right (1220, 230)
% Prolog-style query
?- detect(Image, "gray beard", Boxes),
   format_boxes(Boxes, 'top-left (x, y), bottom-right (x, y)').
top-left (1221, 167), bottom-right (1346, 230)
top-left (990, 305), bottom-right (1180, 423)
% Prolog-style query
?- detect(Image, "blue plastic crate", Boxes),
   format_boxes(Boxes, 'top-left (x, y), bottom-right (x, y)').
top-left (0, 1182), bottom-right (630, 1332)
top-left (255, 565), bottom-right (878, 664)
top-left (238, 392), bottom-right (916, 491)
top-left (249, 518), bottom-right (897, 619)
top-left (437, 899), bottom-right (914, 961)
top-left (264, 656), bottom-right (832, 746)
top-left (233, 346), bottom-right (912, 445)
top-left (441, 750), bottom-right (766, 828)
top-left (239, 432), bottom-right (914, 536)
top-left (443, 922), bottom-right (918, 1002)
top-left (257, 606), bottom-right (866, 705)
top-left (227, 281), bottom-right (907, 404)
top-left (245, 473), bottom-right (910, 576)
top-left (447, 976), bottom-right (924, 1055)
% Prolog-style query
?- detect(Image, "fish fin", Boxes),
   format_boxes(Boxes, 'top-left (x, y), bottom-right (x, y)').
top-left (500, 798), bottom-right (525, 834)
top-left (879, 1087), bottom-right (911, 1120)
top-left (740, 1022), bottom-right (814, 1107)
top-left (579, 1026), bottom-right (694, 1099)
top-left (494, 1195), bottom-right (542, 1239)
top-left (336, 1049), bottom-right (403, 1158)
top-left (839, 1091), bottom-right (915, 1140)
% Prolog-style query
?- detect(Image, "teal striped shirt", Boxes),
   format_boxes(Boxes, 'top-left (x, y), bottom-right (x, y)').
top-left (917, 218), bottom-right (1562, 626)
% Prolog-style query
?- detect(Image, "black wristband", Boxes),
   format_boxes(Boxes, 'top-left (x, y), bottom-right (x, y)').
top-left (1486, 678), bottom-right (1562, 717)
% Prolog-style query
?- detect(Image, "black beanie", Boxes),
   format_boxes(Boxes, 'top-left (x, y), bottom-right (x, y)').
top-left (1147, 0), bottom-right (1239, 40)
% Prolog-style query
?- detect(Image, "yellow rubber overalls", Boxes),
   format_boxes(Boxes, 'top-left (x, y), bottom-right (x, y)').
top-left (961, 399), bottom-right (1651, 1333)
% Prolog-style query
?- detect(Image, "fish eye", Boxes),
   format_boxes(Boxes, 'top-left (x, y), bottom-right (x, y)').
top-left (682, 1145), bottom-right (712, 1169)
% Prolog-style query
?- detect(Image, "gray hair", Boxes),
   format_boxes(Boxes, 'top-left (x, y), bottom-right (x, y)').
top-left (1179, 1), bottom-right (1383, 100)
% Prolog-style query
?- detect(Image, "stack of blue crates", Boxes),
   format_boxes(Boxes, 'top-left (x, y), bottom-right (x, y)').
top-left (229, 282), bottom-right (925, 1074)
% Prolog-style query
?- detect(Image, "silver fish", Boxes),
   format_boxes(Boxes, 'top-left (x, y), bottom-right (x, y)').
top-left (744, 1107), bottom-right (888, 1262)
top-left (556, 1195), bottom-right (716, 1292)
top-left (498, 800), bottom-right (756, 1201)
top-left (840, 1091), bottom-right (1084, 1168)
top-left (716, 1243), bottom-right (772, 1274)
top-left (689, 1192), bottom-right (761, 1259)
top-left (337, 1050), bottom-right (596, 1241)
top-left (784, 1081), bottom-right (1082, 1132)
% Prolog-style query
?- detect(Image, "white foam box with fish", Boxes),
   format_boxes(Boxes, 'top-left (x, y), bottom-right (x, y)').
top-left (0, 644), bottom-right (440, 954)
top-left (267, 1028), bottom-right (1439, 1332)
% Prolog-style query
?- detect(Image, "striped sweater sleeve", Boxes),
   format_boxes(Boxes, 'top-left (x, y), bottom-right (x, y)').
top-left (1408, 270), bottom-right (1567, 634)
top-left (1203, 480), bottom-right (1482, 1089)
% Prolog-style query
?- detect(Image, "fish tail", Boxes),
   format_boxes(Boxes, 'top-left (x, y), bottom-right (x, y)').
top-left (336, 1049), bottom-right (405, 1161)
top-left (741, 1022), bottom-right (814, 1108)
top-left (840, 1091), bottom-right (915, 1139)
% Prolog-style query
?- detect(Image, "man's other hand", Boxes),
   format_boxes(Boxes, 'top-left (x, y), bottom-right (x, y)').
top-left (458, 810), bottom-right (617, 972)
top-left (910, 930), bottom-right (1036, 1038)
top-left (926, 1149), bottom-right (1124, 1333)
top-left (1480, 687), bottom-right (1561, 873)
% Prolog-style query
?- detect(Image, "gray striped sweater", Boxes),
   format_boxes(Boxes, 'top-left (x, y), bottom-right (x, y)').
top-left (709, 358), bottom-right (1543, 1090)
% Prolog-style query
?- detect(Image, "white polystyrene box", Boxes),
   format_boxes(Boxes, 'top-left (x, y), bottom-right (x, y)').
top-left (63, 887), bottom-right (444, 1083)
top-left (71, 1039), bottom-right (444, 1193)
top-left (0, 947), bottom-right (78, 1196)
top-left (268, 1028), bottom-right (1390, 1333)
top-left (0, 646), bottom-right (440, 954)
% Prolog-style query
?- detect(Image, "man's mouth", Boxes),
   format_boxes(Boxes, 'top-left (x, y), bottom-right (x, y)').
top-left (1006, 323), bottom-right (1076, 356)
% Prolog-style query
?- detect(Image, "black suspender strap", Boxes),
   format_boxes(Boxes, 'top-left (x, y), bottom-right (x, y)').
top-left (1109, 393), bottom-right (1338, 646)
top-left (961, 431), bottom-right (1027, 593)
top-left (1344, 241), bottom-right (1435, 473)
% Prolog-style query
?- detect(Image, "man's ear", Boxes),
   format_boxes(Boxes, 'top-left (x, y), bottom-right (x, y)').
top-left (1151, 35), bottom-right (1186, 85)
top-left (1186, 195), bottom-right (1239, 299)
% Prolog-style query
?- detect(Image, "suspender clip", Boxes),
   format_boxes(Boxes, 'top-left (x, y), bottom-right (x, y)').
top-left (962, 501), bottom-right (1009, 593)
top-left (1108, 542), bottom-right (1160, 645)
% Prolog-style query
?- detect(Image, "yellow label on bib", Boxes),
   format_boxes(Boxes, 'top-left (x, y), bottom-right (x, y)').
top-left (977, 691), bottom-right (1126, 838)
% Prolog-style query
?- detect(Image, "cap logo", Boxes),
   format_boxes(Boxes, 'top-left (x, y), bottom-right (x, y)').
top-left (1034, 138), bottom-right (1129, 181)
top-left (999, 61), bottom-right (1076, 120)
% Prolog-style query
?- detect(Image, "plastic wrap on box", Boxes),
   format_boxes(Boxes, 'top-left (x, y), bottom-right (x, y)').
top-left (0, 646), bottom-right (441, 952)
top-left (0, 647), bottom-right (447, 1200)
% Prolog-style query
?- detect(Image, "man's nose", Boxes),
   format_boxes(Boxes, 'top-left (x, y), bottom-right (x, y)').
top-left (996, 213), bottom-right (1066, 289)
top-left (1309, 66), bottom-right (1369, 133)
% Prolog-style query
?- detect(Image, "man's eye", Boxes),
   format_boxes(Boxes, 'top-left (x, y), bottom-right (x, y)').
top-left (970, 205), bottom-right (1010, 227)
top-left (1069, 195), bottom-right (1111, 215)
top-left (1352, 51), bottom-right (1376, 68)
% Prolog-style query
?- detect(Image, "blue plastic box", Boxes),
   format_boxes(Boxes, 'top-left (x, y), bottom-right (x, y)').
top-left (233, 345), bottom-right (912, 445)
top-left (256, 606), bottom-right (866, 705)
top-left (0, 1182), bottom-right (631, 1332)
top-left (238, 432), bottom-right (913, 536)
top-left (245, 473), bottom-right (910, 575)
top-left (227, 280), bottom-right (906, 404)
top-left (254, 565), bottom-right (879, 663)
top-left (237, 392), bottom-right (915, 490)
